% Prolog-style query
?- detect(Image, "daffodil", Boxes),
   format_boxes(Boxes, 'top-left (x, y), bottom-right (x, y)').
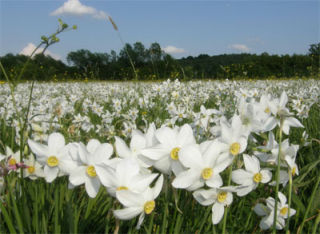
top-left (114, 130), bottom-right (154, 168)
top-left (219, 115), bottom-right (248, 158)
top-left (141, 124), bottom-right (196, 175)
top-left (254, 192), bottom-right (296, 230)
top-left (28, 132), bottom-right (78, 183)
top-left (232, 154), bottom-right (272, 196)
top-left (172, 140), bottom-right (231, 190)
top-left (193, 187), bottom-right (233, 225)
top-left (262, 91), bottom-right (303, 134)
top-left (113, 175), bottom-right (163, 229)
top-left (68, 139), bottom-right (113, 198)
top-left (22, 154), bottom-right (44, 180)
top-left (97, 158), bottom-right (158, 197)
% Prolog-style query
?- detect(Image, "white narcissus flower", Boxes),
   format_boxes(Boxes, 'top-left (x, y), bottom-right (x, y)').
top-left (141, 124), bottom-right (196, 175)
top-left (254, 192), bottom-right (296, 230)
top-left (113, 175), bottom-right (163, 229)
top-left (97, 158), bottom-right (158, 197)
top-left (219, 115), bottom-right (248, 158)
top-left (23, 154), bottom-right (44, 180)
top-left (1, 146), bottom-right (21, 171)
top-left (115, 133), bottom-right (151, 168)
top-left (68, 139), bottom-right (113, 198)
top-left (28, 133), bottom-right (78, 183)
top-left (262, 91), bottom-right (303, 134)
top-left (172, 140), bottom-right (231, 191)
top-left (193, 187), bottom-right (233, 225)
top-left (238, 97), bottom-right (262, 134)
top-left (232, 154), bottom-right (272, 196)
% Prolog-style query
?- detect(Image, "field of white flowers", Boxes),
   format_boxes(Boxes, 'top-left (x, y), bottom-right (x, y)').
top-left (0, 79), bottom-right (320, 233)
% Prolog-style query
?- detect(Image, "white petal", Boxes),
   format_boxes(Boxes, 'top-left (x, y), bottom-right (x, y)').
top-left (141, 147), bottom-right (169, 160)
top-left (93, 143), bottom-right (113, 163)
top-left (155, 127), bottom-right (177, 147)
top-left (232, 169), bottom-right (253, 186)
top-left (59, 156), bottom-right (79, 174)
top-left (211, 203), bottom-right (224, 225)
top-left (193, 189), bottom-right (216, 206)
top-left (153, 156), bottom-right (171, 175)
top-left (178, 144), bottom-right (203, 169)
top-left (78, 143), bottom-right (89, 164)
top-left (152, 174), bottom-right (164, 198)
top-left (44, 166), bottom-right (59, 183)
top-left (130, 134), bottom-right (146, 151)
top-left (260, 169), bottom-right (272, 183)
top-left (48, 133), bottom-right (65, 152)
top-left (113, 207), bottom-right (142, 220)
top-left (285, 117), bottom-right (303, 128)
top-left (172, 169), bottom-right (198, 189)
top-left (87, 139), bottom-right (101, 154)
top-left (263, 117), bottom-right (278, 132)
top-left (260, 213), bottom-right (273, 230)
top-left (115, 137), bottom-right (131, 158)
top-left (279, 91), bottom-right (288, 108)
top-left (85, 177), bottom-right (101, 198)
top-left (206, 174), bottom-right (223, 188)
top-left (132, 173), bottom-right (158, 193)
top-left (243, 154), bottom-right (259, 173)
top-left (69, 166), bottom-right (86, 186)
top-left (236, 184), bottom-right (254, 196)
top-left (27, 139), bottom-right (48, 163)
top-left (177, 124), bottom-right (195, 146)
top-left (254, 203), bottom-right (269, 216)
top-left (136, 213), bottom-right (145, 229)
top-left (116, 190), bottom-right (144, 207)
top-left (95, 165), bottom-right (117, 188)
top-left (278, 192), bottom-right (287, 205)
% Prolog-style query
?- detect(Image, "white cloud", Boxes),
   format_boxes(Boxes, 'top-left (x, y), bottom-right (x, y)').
top-left (20, 43), bottom-right (61, 60)
top-left (162, 46), bottom-right (186, 54)
top-left (51, 0), bottom-right (107, 20)
top-left (228, 44), bottom-right (250, 53)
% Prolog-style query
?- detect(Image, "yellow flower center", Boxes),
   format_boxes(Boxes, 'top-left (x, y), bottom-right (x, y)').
top-left (280, 207), bottom-right (288, 216)
top-left (264, 107), bottom-right (271, 113)
top-left (8, 158), bottom-right (17, 166)
top-left (178, 114), bottom-right (183, 118)
top-left (47, 156), bottom-right (59, 167)
top-left (116, 186), bottom-right (128, 191)
top-left (86, 165), bottom-right (97, 177)
top-left (292, 167), bottom-right (296, 176)
top-left (217, 191), bottom-right (227, 203)
top-left (170, 147), bottom-right (180, 160)
top-left (229, 142), bottom-right (240, 156)
top-left (144, 200), bottom-right (155, 214)
top-left (253, 172), bottom-right (262, 183)
top-left (201, 168), bottom-right (213, 180)
top-left (28, 166), bottom-right (35, 174)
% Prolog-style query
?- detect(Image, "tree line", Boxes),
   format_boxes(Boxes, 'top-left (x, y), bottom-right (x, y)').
top-left (1, 42), bottom-right (319, 81)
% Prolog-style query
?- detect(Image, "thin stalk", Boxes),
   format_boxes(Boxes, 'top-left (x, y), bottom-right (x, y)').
top-left (107, 16), bottom-right (138, 81)
top-left (117, 32), bottom-right (138, 81)
top-left (272, 118), bottom-right (284, 233)
top-left (222, 156), bottom-right (236, 234)
top-left (285, 168), bottom-right (293, 234)
top-left (298, 171), bottom-right (320, 233)
top-left (312, 211), bottom-right (320, 234)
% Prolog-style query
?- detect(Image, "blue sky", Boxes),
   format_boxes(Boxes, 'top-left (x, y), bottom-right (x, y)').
top-left (0, 0), bottom-right (319, 62)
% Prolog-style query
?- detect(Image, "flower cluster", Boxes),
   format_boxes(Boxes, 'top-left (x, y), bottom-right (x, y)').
top-left (0, 80), bottom-right (313, 230)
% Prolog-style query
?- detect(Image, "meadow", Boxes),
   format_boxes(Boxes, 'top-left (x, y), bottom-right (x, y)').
top-left (0, 78), bottom-right (319, 233)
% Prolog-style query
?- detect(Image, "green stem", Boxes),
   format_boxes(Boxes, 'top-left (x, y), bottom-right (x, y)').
top-left (299, 172), bottom-right (320, 233)
top-left (285, 168), bottom-right (293, 234)
top-left (272, 118), bottom-right (283, 233)
top-left (222, 157), bottom-right (235, 234)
